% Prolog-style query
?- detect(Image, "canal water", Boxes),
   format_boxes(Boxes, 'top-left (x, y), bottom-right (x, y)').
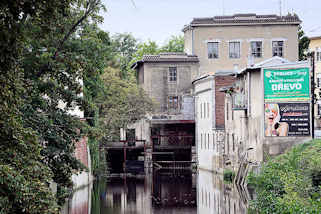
top-left (62, 169), bottom-right (252, 214)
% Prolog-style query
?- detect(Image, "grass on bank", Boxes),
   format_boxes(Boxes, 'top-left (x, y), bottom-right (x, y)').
top-left (247, 140), bottom-right (321, 214)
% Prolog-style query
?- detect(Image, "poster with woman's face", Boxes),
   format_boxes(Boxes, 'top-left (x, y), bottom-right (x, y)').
top-left (264, 103), bottom-right (310, 137)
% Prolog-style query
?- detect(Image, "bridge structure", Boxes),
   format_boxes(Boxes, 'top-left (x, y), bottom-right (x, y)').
top-left (103, 133), bottom-right (196, 175)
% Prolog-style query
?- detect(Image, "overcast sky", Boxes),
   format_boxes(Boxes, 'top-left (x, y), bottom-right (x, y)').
top-left (100, 0), bottom-right (321, 45)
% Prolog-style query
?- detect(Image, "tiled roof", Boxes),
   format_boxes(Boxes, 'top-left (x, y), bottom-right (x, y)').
top-left (131, 53), bottom-right (199, 69)
top-left (183, 13), bottom-right (301, 31)
top-left (142, 53), bottom-right (199, 62)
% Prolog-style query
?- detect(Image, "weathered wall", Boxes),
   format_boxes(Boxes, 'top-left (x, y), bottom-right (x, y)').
top-left (309, 38), bottom-right (321, 74)
top-left (184, 27), bottom-right (194, 55)
top-left (215, 76), bottom-right (236, 128)
top-left (72, 136), bottom-right (93, 189)
top-left (195, 75), bottom-right (235, 172)
top-left (195, 77), bottom-right (216, 171)
top-left (74, 136), bottom-right (88, 168)
top-left (185, 24), bottom-right (299, 76)
top-left (143, 62), bottom-right (199, 113)
top-left (226, 65), bottom-right (312, 167)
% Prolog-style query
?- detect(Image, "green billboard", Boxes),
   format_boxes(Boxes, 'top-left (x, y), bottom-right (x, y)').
top-left (264, 68), bottom-right (310, 101)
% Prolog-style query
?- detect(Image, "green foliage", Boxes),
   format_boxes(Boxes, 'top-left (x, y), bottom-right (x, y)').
top-left (298, 25), bottom-right (310, 60)
top-left (160, 35), bottom-right (185, 53)
top-left (223, 169), bottom-right (236, 182)
top-left (125, 34), bottom-right (185, 79)
top-left (111, 33), bottom-right (138, 79)
top-left (97, 68), bottom-right (154, 143)
top-left (19, 0), bottom-right (107, 206)
top-left (0, 0), bottom-right (109, 212)
top-left (248, 140), bottom-right (321, 213)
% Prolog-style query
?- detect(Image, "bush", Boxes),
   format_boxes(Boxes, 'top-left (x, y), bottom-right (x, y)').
top-left (248, 140), bottom-right (321, 213)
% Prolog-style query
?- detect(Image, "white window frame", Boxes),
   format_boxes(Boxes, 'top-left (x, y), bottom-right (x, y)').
top-left (207, 42), bottom-right (219, 59)
top-left (168, 67), bottom-right (177, 82)
top-left (251, 41), bottom-right (263, 58)
top-left (272, 40), bottom-right (284, 57)
top-left (229, 41), bottom-right (241, 59)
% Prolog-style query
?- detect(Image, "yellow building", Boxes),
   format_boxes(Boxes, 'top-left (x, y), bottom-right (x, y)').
top-left (309, 36), bottom-right (321, 131)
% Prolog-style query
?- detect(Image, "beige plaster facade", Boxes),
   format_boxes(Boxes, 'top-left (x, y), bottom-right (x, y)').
top-left (188, 14), bottom-right (301, 173)
top-left (183, 14), bottom-right (300, 76)
top-left (309, 36), bottom-right (321, 132)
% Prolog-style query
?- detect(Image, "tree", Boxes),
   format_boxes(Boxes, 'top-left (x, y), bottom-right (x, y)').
top-left (298, 25), bottom-right (310, 60)
top-left (111, 33), bottom-right (138, 79)
top-left (0, 0), bottom-right (73, 213)
top-left (160, 35), bottom-right (185, 53)
top-left (1, 0), bottom-right (109, 211)
top-left (97, 68), bottom-right (154, 143)
top-left (19, 0), bottom-right (106, 205)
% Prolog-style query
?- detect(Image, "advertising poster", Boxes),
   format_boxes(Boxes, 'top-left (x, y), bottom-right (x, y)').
top-left (264, 68), bottom-right (310, 101)
top-left (265, 103), bottom-right (310, 137)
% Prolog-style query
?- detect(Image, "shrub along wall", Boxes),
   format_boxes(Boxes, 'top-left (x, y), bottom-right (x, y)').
top-left (248, 140), bottom-right (321, 213)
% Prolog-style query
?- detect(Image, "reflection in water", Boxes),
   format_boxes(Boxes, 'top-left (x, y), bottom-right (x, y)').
top-left (197, 170), bottom-right (249, 214)
top-left (62, 183), bottom-right (92, 214)
top-left (64, 169), bottom-right (251, 214)
top-left (100, 169), bottom-right (197, 214)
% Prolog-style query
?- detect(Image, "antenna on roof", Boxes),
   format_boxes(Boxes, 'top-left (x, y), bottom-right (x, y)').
top-left (279, 0), bottom-right (282, 16)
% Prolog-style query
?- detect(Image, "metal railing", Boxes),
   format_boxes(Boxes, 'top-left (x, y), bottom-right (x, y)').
top-left (151, 135), bottom-right (194, 148)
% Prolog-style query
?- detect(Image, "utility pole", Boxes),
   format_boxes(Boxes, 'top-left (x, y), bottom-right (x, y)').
top-left (310, 51), bottom-right (315, 139)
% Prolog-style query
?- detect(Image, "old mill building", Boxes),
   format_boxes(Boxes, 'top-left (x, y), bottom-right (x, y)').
top-left (129, 13), bottom-right (306, 173)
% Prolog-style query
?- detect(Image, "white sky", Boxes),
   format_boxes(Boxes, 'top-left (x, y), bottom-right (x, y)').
top-left (100, 0), bottom-right (321, 45)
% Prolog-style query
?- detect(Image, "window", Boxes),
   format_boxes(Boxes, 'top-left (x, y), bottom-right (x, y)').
top-left (213, 134), bottom-right (215, 151)
top-left (318, 104), bottom-right (321, 116)
top-left (207, 42), bottom-right (219, 59)
top-left (229, 42), bottom-right (240, 58)
top-left (226, 103), bottom-right (229, 121)
top-left (200, 133), bottom-right (203, 149)
top-left (226, 134), bottom-right (229, 154)
top-left (207, 102), bottom-right (209, 118)
top-left (203, 133), bottom-right (206, 149)
top-left (168, 96), bottom-right (178, 109)
top-left (232, 134), bottom-right (235, 152)
top-left (316, 49), bottom-right (321, 61)
top-left (232, 107), bottom-right (234, 120)
top-left (317, 74), bottom-right (321, 88)
top-left (168, 67), bottom-right (177, 82)
top-left (251, 41), bottom-right (262, 58)
top-left (203, 103), bottom-right (206, 118)
top-left (208, 133), bottom-right (210, 149)
top-left (272, 41), bottom-right (284, 57)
